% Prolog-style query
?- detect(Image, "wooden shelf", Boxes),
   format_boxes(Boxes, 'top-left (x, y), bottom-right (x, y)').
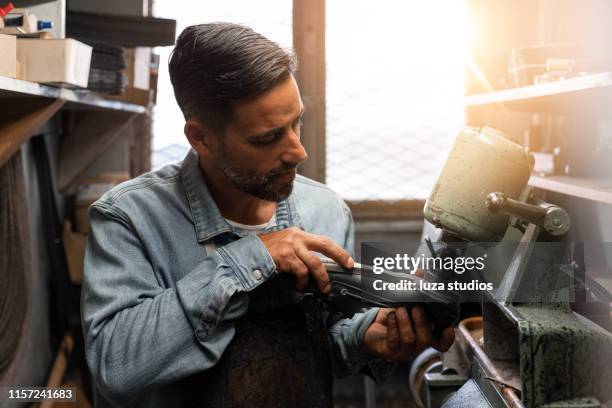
top-left (0, 76), bottom-right (146, 170)
top-left (465, 72), bottom-right (612, 115)
top-left (529, 175), bottom-right (612, 205)
top-left (0, 76), bottom-right (146, 114)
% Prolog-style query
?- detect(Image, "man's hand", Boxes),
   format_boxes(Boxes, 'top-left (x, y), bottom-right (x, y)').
top-left (258, 227), bottom-right (353, 294)
top-left (362, 306), bottom-right (455, 361)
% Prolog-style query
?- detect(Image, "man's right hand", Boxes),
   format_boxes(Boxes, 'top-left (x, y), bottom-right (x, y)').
top-left (258, 227), bottom-right (354, 294)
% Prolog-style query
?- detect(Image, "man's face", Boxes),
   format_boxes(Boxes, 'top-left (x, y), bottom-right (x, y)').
top-left (206, 75), bottom-right (308, 202)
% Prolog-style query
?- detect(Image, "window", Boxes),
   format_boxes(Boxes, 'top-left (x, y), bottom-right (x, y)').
top-left (326, 0), bottom-right (467, 201)
top-left (152, 0), bottom-right (467, 202)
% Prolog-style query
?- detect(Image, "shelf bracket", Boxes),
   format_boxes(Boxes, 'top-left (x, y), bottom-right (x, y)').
top-left (0, 98), bottom-right (66, 169)
top-left (58, 110), bottom-right (136, 191)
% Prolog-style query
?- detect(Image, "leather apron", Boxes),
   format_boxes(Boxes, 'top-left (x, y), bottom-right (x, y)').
top-left (183, 285), bottom-right (334, 408)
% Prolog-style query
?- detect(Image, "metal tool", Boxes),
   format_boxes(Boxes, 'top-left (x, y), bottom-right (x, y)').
top-left (485, 192), bottom-right (570, 236)
top-left (316, 258), bottom-right (461, 339)
top-left (415, 126), bottom-right (612, 408)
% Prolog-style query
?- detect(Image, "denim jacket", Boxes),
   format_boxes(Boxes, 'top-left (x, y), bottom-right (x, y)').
top-left (81, 150), bottom-right (393, 407)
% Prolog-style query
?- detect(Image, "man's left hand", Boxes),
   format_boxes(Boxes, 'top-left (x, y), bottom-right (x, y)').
top-left (362, 306), bottom-right (455, 361)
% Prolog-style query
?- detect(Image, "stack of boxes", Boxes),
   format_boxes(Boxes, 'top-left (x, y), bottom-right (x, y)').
top-left (64, 173), bottom-right (129, 284)
top-left (0, 2), bottom-right (93, 87)
top-left (0, 2), bottom-right (158, 99)
top-left (1, 2), bottom-right (160, 281)
top-left (108, 46), bottom-right (157, 106)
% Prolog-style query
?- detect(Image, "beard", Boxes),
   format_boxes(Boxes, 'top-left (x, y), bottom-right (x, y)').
top-left (214, 144), bottom-right (297, 202)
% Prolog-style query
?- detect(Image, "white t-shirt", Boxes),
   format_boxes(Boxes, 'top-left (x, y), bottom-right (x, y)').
top-left (225, 214), bottom-right (277, 234)
top-left (204, 214), bottom-right (277, 254)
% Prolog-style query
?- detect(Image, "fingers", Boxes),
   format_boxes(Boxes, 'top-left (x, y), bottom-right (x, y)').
top-left (432, 326), bottom-right (455, 352)
top-left (374, 308), bottom-right (395, 323)
top-left (386, 312), bottom-right (400, 354)
top-left (386, 307), bottom-right (417, 360)
top-left (296, 246), bottom-right (331, 293)
top-left (395, 307), bottom-right (416, 346)
top-left (260, 228), bottom-right (345, 292)
top-left (410, 307), bottom-right (455, 352)
top-left (259, 228), bottom-right (353, 292)
top-left (304, 233), bottom-right (354, 269)
top-left (284, 256), bottom-right (309, 290)
top-left (371, 306), bottom-right (456, 362)
top-left (411, 306), bottom-right (433, 346)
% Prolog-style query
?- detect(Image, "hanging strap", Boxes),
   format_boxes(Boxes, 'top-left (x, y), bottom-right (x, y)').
top-left (31, 135), bottom-right (92, 400)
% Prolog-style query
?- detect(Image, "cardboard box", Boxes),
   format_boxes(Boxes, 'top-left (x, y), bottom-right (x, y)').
top-left (0, 33), bottom-right (16, 78)
top-left (125, 47), bottom-right (151, 90)
top-left (74, 203), bottom-right (91, 236)
top-left (75, 172), bottom-right (129, 234)
top-left (107, 85), bottom-right (153, 107)
top-left (17, 38), bottom-right (92, 87)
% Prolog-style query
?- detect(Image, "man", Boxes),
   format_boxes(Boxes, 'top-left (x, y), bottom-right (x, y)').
top-left (82, 22), bottom-right (454, 407)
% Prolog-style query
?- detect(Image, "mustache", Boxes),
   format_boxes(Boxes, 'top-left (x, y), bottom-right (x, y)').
top-left (268, 163), bottom-right (298, 177)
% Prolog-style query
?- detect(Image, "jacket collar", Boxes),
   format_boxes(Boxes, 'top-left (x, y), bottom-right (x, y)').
top-left (179, 150), bottom-right (304, 243)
